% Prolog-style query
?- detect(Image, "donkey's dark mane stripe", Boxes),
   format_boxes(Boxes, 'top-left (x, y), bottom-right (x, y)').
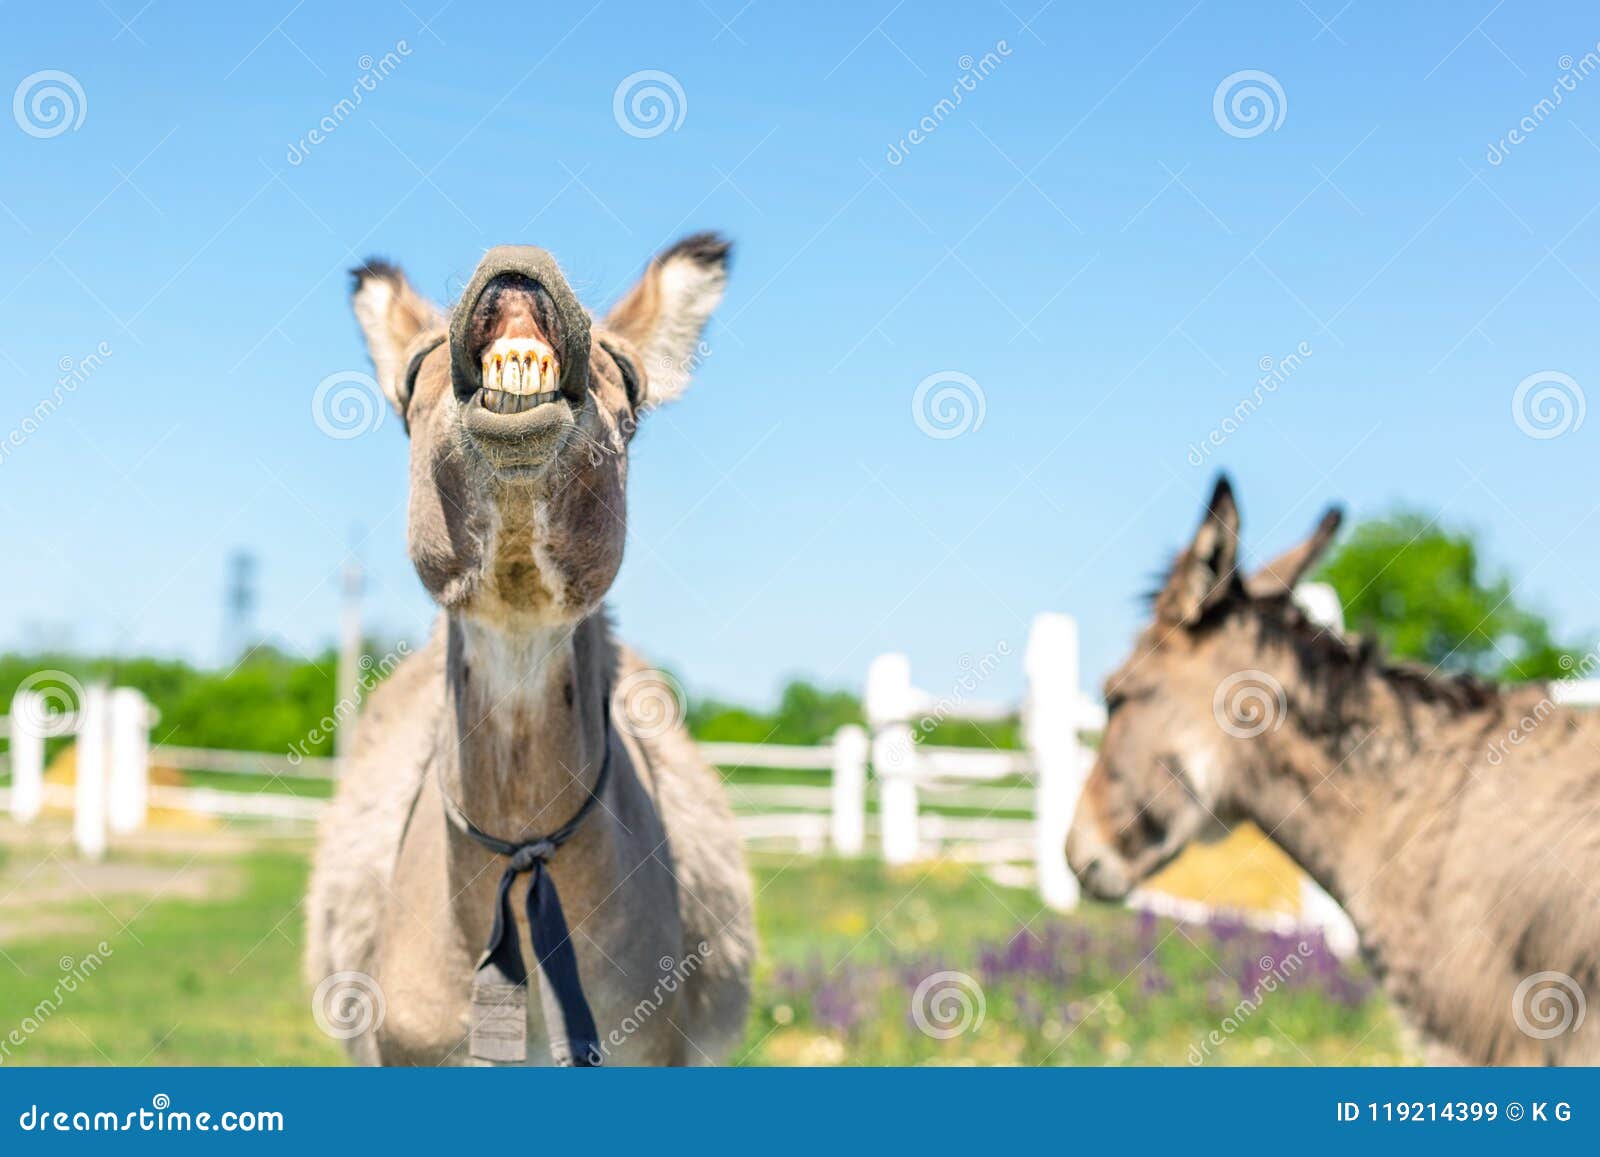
top-left (1147, 542), bottom-right (1502, 719)
top-left (1248, 593), bottom-right (1501, 718)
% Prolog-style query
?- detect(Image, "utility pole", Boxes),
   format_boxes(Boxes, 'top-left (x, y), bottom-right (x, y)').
top-left (221, 550), bottom-right (258, 667)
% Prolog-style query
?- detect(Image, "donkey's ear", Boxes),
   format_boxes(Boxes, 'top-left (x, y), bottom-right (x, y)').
top-left (601, 232), bottom-right (730, 408)
top-left (350, 259), bottom-right (446, 417)
top-left (1157, 475), bottom-right (1242, 626)
top-left (1246, 506), bottom-right (1344, 600)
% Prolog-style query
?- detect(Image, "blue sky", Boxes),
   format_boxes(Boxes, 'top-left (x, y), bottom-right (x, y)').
top-left (2, 0), bottom-right (1597, 706)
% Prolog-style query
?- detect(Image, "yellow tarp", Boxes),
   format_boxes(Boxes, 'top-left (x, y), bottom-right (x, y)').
top-left (42, 744), bottom-right (218, 830)
top-left (1145, 822), bottom-right (1305, 915)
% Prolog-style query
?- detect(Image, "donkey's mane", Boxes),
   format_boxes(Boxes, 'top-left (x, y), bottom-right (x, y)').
top-left (1247, 594), bottom-right (1501, 718)
top-left (1142, 549), bottom-right (1504, 734)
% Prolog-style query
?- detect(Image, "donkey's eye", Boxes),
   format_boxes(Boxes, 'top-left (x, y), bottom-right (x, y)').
top-left (1106, 691), bottom-right (1127, 715)
top-left (601, 340), bottom-right (642, 408)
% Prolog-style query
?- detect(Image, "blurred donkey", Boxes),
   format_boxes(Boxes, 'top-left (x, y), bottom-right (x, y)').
top-left (1069, 476), bottom-right (1599, 1065)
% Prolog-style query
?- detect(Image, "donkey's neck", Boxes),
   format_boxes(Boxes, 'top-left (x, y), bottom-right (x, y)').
top-left (438, 611), bottom-right (612, 848)
top-left (1237, 656), bottom-right (1508, 960)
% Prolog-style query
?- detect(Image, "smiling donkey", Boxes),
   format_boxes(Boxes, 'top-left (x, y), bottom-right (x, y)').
top-left (306, 235), bottom-right (754, 1066)
top-left (1068, 477), bottom-right (1600, 1064)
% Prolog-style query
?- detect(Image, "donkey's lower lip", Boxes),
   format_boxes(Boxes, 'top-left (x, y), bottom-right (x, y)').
top-left (458, 392), bottom-right (574, 470)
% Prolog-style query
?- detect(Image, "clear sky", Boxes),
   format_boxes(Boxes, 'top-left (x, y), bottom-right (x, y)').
top-left (2, 0), bottom-right (1597, 707)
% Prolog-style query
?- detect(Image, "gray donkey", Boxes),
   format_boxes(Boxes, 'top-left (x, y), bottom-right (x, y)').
top-left (305, 235), bottom-right (754, 1065)
top-left (1067, 476), bottom-right (1600, 1064)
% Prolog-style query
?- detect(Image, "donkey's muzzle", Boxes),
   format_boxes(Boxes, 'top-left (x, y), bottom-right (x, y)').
top-left (1065, 819), bottom-right (1133, 901)
top-left (451, 247), bottom-right (592, 474)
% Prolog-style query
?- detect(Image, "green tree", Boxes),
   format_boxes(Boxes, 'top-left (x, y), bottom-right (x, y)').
top-left (1314, 511), bottom-right (1580, 683)
top-left (687, 679), bottom-right (864, 745)
top-left (0, 641), bottom-right (400, 757)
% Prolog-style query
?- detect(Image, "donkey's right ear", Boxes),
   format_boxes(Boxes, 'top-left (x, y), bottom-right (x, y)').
top-left (350, 259), bottom-right (446, 417)
top-left (1156, 475), bottom-right (1242, 626)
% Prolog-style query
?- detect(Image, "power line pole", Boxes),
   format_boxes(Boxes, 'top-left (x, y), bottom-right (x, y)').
top-left (221, 550), bottom-right (258, 667)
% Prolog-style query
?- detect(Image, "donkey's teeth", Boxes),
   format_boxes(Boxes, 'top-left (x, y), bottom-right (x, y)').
top-left (480, 337), bottom-right (558, 395)
top-left (477, 387), bottom-right (562, 414)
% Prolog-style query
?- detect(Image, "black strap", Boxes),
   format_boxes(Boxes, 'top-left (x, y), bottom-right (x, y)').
top-left (442, 706), bottom-right (613, 1067)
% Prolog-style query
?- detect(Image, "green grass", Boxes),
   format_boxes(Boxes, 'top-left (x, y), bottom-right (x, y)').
top-left (0, 848), bottom-right (342, 1065)
top-left (0, 844), bottom-right (1405, 1066)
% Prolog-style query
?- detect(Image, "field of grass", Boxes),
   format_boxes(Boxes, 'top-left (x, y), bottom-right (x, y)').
top-left (0, 835), bottom-right (1408, 1066)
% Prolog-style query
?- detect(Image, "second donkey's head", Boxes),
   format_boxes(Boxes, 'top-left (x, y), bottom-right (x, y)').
top-left (1067, 477), bottom-right (1346, 900)
top-left (350, 234), bottom-right (729, 625)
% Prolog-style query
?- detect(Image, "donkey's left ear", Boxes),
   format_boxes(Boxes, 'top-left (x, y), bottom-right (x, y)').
top-left (1157, 475), bottom-right (1242, 626)
top-left (1246, 506), bottom-right (1344, 599)
top-left (601, 232), bottom-right (730, 408)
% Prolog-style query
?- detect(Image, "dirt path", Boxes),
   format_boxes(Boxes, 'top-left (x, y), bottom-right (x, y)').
top-left (0, 820), bottom-right (271, 943)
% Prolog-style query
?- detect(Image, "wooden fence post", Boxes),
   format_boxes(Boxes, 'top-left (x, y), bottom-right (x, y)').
top-left (9, 690), bottom-right (45, 823)
top-left (108, 688), bottom-right (150, 834)
top-left (1294, 581), bottom-right (1345, 634)
top-left (74, 685), bottom-right (109, 860)
top-left (830, 723), bottom-right (868, 855)
top-left (867, 653), bottom-right (919, 865)
top-left (1026, 613), bottom-right (1084, 910)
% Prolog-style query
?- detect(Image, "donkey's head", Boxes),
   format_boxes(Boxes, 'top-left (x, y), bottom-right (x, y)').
top-left (1066, 476), bottom-right (1344, 900)
top-left (351, 234), bottom-right (729, 622)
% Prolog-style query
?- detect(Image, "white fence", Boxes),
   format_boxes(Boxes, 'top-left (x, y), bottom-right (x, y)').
top-left (865, 613), bottom-right (1102, 908)
top-left (13, 597), bottom-right (1586, 937)
top-left (1, 614), bottom-right (1097, 908)
top-left (3, 684), bottom-right (156, 859)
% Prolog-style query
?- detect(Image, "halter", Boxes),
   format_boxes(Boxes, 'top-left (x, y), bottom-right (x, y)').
top-left (438, 703), bottom-right (613, 1067)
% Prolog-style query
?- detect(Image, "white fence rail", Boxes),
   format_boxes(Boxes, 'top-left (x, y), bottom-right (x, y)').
top-left (15, 596), bottom-right (1571, 946)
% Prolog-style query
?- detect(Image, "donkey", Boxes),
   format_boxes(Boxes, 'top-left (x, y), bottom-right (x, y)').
top-left (1067, 476), bottom-right (1600, 1065)
top-left (305, 235), bottom-right (755, 1066)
